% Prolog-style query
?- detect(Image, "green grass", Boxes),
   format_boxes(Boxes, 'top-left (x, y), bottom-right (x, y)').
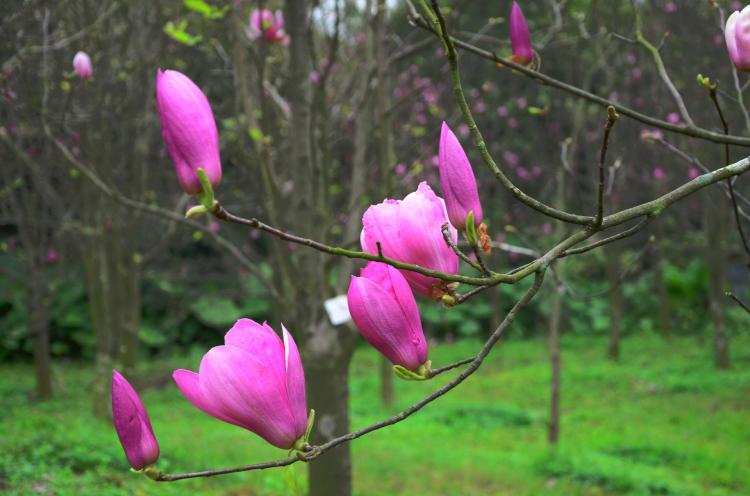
top-left (2, 333), bottom-right (749, 495)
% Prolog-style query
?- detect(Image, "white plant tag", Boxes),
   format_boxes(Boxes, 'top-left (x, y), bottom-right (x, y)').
top-left (324, 294), bottom-right (351, 326)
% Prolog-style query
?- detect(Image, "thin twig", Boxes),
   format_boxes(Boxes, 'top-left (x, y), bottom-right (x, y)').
top-left (707, 83), bottom-right (750, 261)
top-left (633, 9), bottom-right (694, 127)
top-left (441, 223), bottom-right (483, 272)
top-left (595, 107), bottom-right (619, 226)
top-left (560, 216), bottom-right (653, 258)
top-left (726, 291), bottom-right (750, 315)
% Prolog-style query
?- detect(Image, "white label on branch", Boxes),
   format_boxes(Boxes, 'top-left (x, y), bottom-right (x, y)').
top-left (324, 294), bottom-right (351, 326)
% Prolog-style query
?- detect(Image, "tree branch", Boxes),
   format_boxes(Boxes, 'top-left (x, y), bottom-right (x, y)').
top-left (155, 270), bottom-right (546, 482)
top-left (407, 12), bottom-right (750, 147)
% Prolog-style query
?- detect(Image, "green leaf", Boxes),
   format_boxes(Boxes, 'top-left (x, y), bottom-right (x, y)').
top-left (164, 20), bottom-right (203, 46)
top-left (183, 0), bottom-right (228, 19)
top-left (190, 296), bottom-right (242, 327)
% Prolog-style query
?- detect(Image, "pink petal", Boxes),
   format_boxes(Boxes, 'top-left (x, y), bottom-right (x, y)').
top-left (282, 325), bottom-right (308, 438)
top-left (199, 346), bottom-right (299, 449)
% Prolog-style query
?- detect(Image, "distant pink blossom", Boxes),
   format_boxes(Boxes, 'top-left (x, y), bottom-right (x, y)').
top-left (472, 100), bottom-right (487, 113)
top-left (46, 249), bottom-right (59, 264)
top-left (247, 9), bottom-right (289, 45)
top-left (73, 51), bottom-right (93, 80)
top-left (308, 71), bottom-right (320, 83)
top-left (653, 167), bottom-right (666, 181)
top-left (503, 150), bottom-right (520, 168)
top-left (508, 118), bottom-right (519, 129)
top-left (395, 163), bottom-right (407, 177)
top-left (457, 123), bottom-right (470, 137)
top-left (496, 105), bottom-right (509, 117)
top-left (640, 129), bottom-right (664, 142)
top-left (664, 2), bottom-right (677, 13)
top-left (667, 112), bottom-right (681, 125)
top-left (688, 167), bottom-right (700, 179)
top-left (515, 97), bottom-right (527, 109)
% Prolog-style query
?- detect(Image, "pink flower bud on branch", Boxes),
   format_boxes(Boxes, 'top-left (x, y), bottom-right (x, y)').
top-left (111, 370), bottom-right (160, 471)
top-left (155, 69), bottom-right (222, 197)
top-left (348, 262), bottom-right (429, 373)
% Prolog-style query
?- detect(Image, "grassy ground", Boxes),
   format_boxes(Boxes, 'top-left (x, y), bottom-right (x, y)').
top-left (1, 333), bottom-right (749, 495)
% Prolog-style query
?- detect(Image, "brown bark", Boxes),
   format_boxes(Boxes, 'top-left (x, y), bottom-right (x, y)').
top-left (29, 266), bottom-right (53, 400)
top-left (304, 324), bottom-right (356, 496)
top-left (547, 281), bottom-right (563, 446)
top-left (606, 243), bottom-right (623, 360)
top-left (379, 356), bottom-right (394, 408)
top-left (653, 244), bottom-right (672, 340)
top-left (705, 190), bottom-right (731, 369)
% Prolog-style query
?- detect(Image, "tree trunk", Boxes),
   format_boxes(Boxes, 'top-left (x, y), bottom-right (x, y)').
top-left (304, 323), bottom-right (356, 496)
top-left (705, 190), bottom-right (731, 369)
top-left (29, 265), bottom-right (53, 400)
top-left (547, 281), bottom-right (563, 445)
top-left (379, 356), bottom-right (394, 408)
top-left (654, 247), bottom-right (672, 341)
top-left (606, 243), bottom-right (623, 360)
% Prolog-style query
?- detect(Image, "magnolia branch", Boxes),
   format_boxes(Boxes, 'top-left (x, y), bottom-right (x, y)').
top-left (408, 10), bottom-right (750, 148)
top-left (155, 271), bottom-right (546, 481)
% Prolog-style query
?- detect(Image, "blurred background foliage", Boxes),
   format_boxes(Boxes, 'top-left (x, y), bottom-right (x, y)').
top-left (3, 0), bottom-right (750, 494)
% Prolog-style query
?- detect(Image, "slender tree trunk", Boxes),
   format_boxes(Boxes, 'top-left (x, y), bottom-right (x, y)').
top-left (29, 265), bottom-right (53, 400)
top-left (705, 190), bottom-right (731, 369)
top-left (653, 247), bottom-right (672, 340)
top-left (547, 280), bottom-right (563, 445)
top-left (606, 243), bottom-right (623, 360)
top-left (379, 356), bottom-right (394, 408)
top-left (304, 323), bottom-right (356, 496)
top-left (86, 230), bottom-right (115, 418)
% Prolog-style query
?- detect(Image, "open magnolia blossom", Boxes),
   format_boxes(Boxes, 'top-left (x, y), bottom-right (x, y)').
top-left (111, 370), bottom-right (160, 471)
top-left (348, 262), bottom-right (429, 376)
top-left (173, 319), bottom-right (309, 450)
top-left (247, 9), bottom-right (290, 45)
top-left (361, 182), bottom-right (459, 300)
top-left (155, 69), bottom-right (222, 197)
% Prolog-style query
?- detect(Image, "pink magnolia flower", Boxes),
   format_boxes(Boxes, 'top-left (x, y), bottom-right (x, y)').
top-left (247, 9), bottom-right (289, 45)
top-left (439, 122), bottom-right (483, 230)
top-left (348, 262), bottom-right (428, 371)
top-left (155, 69), bottom-right (222, 196)
top-left (667, 112), bottom-right (681, 125)
top-left (46, 249), bottom-right (59, 264)
top-left (640, 129), bottom-right (664, 142)
top-left (111, 370), bottom-right (160, 470)
top-left (509, 1), bottom-right (533, 65)
top-left (72, 51), bottom-right (92, 80)
top-left (173, 319), bottom-right (307, 450)
top-left (726, 7), bottom-right (750, 71)
top-left (361, 182), bottom-right (458, 298)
